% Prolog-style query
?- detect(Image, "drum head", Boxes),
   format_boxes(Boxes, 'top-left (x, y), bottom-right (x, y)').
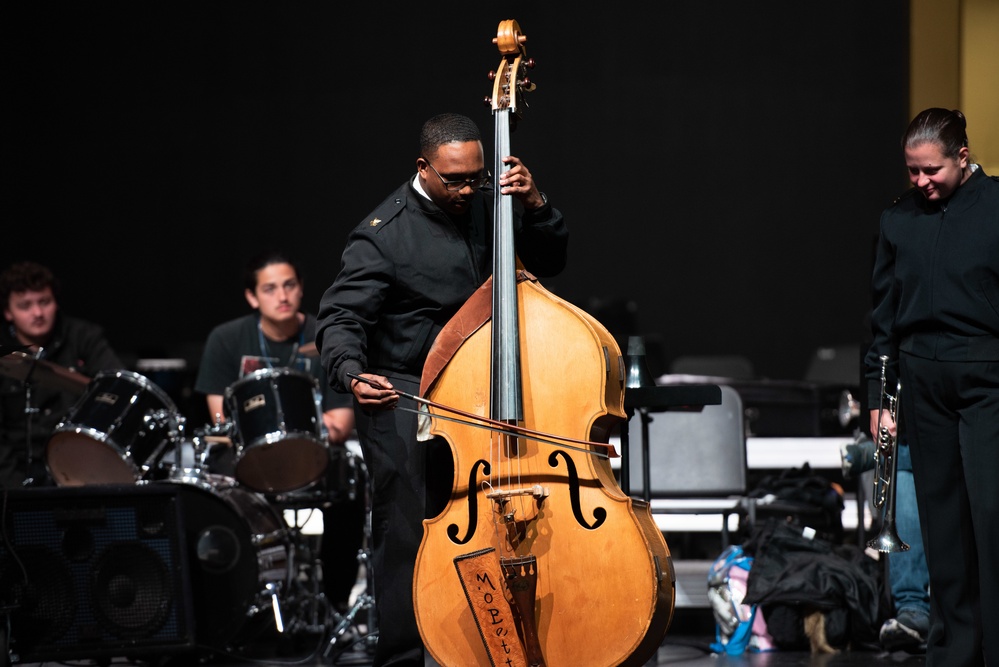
top-left (46, 433), bottom-right (140, 485)
top-left (235, 437), bottom-right (329, 494)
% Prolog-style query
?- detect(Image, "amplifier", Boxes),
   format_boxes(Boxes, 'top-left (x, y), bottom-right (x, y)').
top-left (0, 484), bottom-right (196, 662)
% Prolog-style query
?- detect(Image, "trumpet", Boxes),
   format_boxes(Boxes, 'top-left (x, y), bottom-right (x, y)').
top-left (867, 355), bottom-right (910, 553)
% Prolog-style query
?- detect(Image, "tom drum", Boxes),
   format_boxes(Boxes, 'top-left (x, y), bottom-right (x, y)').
top-left (225, 367), bottom-right (328, 494)
top-left (47, 370), bottom-right (178, 486)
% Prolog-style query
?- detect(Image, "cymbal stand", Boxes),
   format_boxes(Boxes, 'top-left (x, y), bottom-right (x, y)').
top-left (19, 348), bottom-right (43, 487)
top-left (324, 459), bottom-right (378, 660)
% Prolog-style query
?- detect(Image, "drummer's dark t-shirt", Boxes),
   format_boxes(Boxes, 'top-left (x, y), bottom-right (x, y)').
top-left (194, 312), bottom-right (351, 415)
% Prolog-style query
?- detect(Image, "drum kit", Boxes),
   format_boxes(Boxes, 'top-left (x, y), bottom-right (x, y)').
top-left (1, 349), bottom-right (376, 662)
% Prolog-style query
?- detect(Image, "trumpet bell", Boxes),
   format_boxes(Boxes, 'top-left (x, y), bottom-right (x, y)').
top-left (867, 520), bottom-right (910, 553)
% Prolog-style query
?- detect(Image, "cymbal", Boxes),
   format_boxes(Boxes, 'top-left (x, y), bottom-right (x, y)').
top-left (0, 350), bottom-right (91, 395)
top-left (299, 342), bottom-right (319, 358)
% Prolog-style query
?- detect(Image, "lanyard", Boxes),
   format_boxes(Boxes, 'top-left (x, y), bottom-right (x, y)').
top-left (257, 316), bottom-right (303, 369)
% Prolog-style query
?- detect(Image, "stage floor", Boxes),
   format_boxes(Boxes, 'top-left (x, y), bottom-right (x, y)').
top-left (12, 608), bottom-right (925, 667)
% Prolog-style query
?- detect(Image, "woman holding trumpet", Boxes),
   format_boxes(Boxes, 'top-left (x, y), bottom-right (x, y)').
top-left (866, 107), bottom-right (999, 667)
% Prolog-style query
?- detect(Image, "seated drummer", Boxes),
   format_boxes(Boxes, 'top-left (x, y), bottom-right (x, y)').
top-left (0, 260), bottom-right (124, 490)
top-left (193, 248), bottom-right (365, 614)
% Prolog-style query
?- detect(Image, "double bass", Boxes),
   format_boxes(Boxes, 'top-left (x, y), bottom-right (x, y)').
top-left (412, 20), bottom-right (675, 667)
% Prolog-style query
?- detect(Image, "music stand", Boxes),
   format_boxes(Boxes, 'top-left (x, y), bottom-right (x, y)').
top-left (620, 385), bottom-right (722, 500)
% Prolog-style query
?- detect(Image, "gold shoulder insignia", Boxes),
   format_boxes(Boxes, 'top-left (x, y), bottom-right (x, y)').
top-left (369, 218), bottom-right (382, 226)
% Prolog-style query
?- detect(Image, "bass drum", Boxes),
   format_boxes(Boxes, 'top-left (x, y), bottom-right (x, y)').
top-left (163, 475), bottom-right (292, 651)
top-left (47, 370), bottom-right (178, 486)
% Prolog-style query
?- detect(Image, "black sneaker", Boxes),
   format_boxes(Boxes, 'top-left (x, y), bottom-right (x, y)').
top-left (880, 608), bottom-right (928, 653)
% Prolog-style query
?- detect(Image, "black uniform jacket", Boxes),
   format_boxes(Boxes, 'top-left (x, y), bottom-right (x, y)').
top-left (316, 178), bottom-right (568, 394)
top-left (865, 166), bottom-right (999, 406)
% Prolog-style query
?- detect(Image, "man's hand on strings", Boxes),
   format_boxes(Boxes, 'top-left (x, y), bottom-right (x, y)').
top-left (499, 155), bottom-right (546, 211)
top-left (350, 372), bottom-right (399, 410)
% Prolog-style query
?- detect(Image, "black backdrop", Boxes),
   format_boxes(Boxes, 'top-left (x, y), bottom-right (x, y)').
top-left (3, 3), bottom-right (909, 384)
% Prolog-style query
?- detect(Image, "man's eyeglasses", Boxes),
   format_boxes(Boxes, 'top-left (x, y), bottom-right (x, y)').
top-left (423, 160), bottom-right (491, 192)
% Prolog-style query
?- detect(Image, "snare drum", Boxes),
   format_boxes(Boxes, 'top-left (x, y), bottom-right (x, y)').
top-left (47, 370), bottom-right (178, 486)
top-left (225, 367), bottom-right (328, 494)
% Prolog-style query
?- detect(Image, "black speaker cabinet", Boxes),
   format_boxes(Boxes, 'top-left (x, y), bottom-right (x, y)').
top-left (0, 484), bottom-right (195, 662)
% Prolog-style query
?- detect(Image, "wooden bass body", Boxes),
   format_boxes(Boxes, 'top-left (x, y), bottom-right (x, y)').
top-left (413, 274), bottom-right (675, 667)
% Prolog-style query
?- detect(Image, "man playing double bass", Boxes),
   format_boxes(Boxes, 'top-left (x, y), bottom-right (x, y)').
top-left (316, 112), bottom-right (566, 667)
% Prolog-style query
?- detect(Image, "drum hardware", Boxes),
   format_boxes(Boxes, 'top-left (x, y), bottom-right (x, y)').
top-left (255, 535), bottom-right (330, 640)
top-left (202, 415), bottom-right (235, 447)
top-left (0, 347), bottom-right (91, 486)
top-left (277, 540), bottom-right (329, 637)
top-left (157, 419), bottom-right (235, 483)
top-left (266, 581), bottom-right (287, 633)
top-left (149, 443), bottom-right (346, 657)
top-left (323, 550), bottom-right (377, 659)
top-left (324, 455), bottom-right (378, 660)
top-left (250, 448), bottom-right (376, 656)
top-left (141, 408), bottom-right (186, 480)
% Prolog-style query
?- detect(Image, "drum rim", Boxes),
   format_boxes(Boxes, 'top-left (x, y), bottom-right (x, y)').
top-left (238, 429), bottom-right (327, 450)
top-left (153, 476), bottom-right (289, 543)
top-left (89, 368), bottom-right (179, 412)
top-left (48, 424), bottom-right (127, 451)
top-left (223, 366), bottom-right (319, 398)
